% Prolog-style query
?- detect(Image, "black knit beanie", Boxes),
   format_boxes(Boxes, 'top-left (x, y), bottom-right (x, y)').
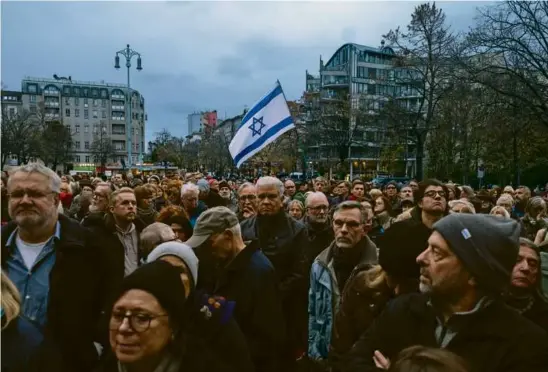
top-left (378, 220), bottom-right (431, 280)
top-left (433, 214), bottom-right (520, 295)
top-left (117, 261), bottom-right (188, 328)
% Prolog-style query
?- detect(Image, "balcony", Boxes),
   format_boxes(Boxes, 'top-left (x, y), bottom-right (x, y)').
top-left (323, 80), bottom-right (349, 89)
top-left (320, 91), bottom-right (347, 101)
top-left (44, 101), bottom-right (60, 107)
top-left (111, 94), bottom-right (125, 100)
top-left (44, 90), bottom-right (59, 96)
top-left (112, 131), bottom-right (126, 136)
top-left (112, 105), bottom-right (125, 111)
top-left (45, 113), bottom-right (60, 119)
top-left (112, 116), bottom-right (126, 122)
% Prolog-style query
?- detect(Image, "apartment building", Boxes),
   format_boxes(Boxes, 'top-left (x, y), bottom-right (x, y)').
top-left (20, 76), bottom-right (146, 166)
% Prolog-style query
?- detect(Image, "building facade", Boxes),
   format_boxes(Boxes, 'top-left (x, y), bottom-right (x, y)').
top-left (20, 76), bottom-right (146, 167)
top-left (304, 43), bottom-right (419, 178)
top-left (186, 110), bottom-right (218, 139)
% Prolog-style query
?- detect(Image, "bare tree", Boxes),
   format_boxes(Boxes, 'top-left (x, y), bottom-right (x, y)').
top-left (383, 2), bottom-right (457, 179)
top-left (90, 126), bottom-right (117, 171)
top-left (33, 102), bottom-right (73, 170)
top-left (1, 107), bottom-right (39, 167)
top-left (462, 1), bottom-right (548, 128)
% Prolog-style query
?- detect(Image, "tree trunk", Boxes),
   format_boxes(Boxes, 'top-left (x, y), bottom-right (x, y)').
top-left (415, 134), bottom-right (425, 180)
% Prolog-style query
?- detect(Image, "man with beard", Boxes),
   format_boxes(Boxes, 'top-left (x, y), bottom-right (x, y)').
top-left (2, 163), bottom-right (104, 372)
top-left (240, 176), bottom-right (308, 370)
top-left (219, 180), bottom-right (238, 212)
top-left (81, 182), bottom-right (112, 227)
top-left (186, 207), bottom-right (285, 372)
top-left (343, 214), bottom-right (548, 372)
top-left (513, 185), bottom-right (531, 219)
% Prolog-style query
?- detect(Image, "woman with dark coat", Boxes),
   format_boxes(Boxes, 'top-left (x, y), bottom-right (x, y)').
top-left (95, 260), bottom-right (252, 372)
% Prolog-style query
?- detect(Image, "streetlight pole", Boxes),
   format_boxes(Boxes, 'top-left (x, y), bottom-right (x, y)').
top-left (115, 44), bottom-right (142, 170)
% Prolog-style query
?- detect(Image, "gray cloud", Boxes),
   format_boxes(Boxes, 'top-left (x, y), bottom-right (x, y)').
top-left (1, 1), bottom-right (489, 139)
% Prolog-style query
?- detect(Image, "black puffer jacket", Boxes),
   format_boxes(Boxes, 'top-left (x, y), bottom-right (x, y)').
top-left (342, 293), bottom-right (548, 372)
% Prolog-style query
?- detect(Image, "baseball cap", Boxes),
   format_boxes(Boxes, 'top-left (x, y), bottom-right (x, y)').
top-left (185, 207), bottom-right (239, 248)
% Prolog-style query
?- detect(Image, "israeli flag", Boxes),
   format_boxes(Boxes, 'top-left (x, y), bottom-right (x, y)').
top-left (229, 81), bottom-right (295, 168)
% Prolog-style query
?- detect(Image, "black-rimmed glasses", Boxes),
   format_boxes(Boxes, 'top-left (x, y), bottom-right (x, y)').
top-left (109, 311), bottom-right (168, 333)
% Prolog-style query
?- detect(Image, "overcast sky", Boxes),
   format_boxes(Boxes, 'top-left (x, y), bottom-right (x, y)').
top-left (1, 1), bottom-right (490, 139)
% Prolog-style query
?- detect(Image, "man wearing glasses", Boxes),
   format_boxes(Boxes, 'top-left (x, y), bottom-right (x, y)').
top-left (303, 192), bottom-right (334, 265)
top-left (236, 182), bottom-right (258, 221)
top-left (308, 201), bottom-right (377, 366)
top-left (1, 163), bottom-right (105, 372)
top-left (412, 180), bottom-right (449, 230)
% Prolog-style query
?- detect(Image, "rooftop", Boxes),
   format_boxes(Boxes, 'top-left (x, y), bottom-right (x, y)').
top-left (23, 76), bottom-right (127, 89)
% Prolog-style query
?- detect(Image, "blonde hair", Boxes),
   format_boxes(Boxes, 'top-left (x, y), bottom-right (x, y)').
top-left (1, 271), bottom-right (21, 330)
top-left (490, 206), bottom-right (510, 218)
top-left (448, 200), bottom-right (476, 214)
top-left (109, 187), bottom-right (135, 207)
top-left (497, 194), bottom-right (514, 208)
top-left (370, 189), bottom-right (383, 199)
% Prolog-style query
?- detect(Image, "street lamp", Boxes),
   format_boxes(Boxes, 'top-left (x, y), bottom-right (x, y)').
top-left (114, 44), bottom-right (143, 169)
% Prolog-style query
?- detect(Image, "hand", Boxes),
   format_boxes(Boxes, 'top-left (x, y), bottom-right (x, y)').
top-left (373, 350), bottom-right (391, 370)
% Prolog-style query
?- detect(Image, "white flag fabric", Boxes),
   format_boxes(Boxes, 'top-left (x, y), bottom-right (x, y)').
top-left (229, 82), bottom-right (294, 168)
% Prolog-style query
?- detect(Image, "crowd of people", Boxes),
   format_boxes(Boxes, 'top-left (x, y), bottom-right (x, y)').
top-left (1, 163), bottom-right (548, 372)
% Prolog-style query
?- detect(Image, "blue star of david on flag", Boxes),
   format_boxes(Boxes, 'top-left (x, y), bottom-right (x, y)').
top-left (229, 81), bottom-right (295, 168)
top-left (249, 117), bottom-right (266, 137)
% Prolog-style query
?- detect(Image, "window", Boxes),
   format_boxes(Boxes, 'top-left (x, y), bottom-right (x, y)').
top-left (85, 156), bottom-right (90, 163)
top-left (64, 87), bottom-right (70, 95)
top-left (75, 141), bottom-right (80, 149)
top-left (65, 97), bottom-right (70, 105)
top-left (102, 111), bottom-right (106, 119)
top-left (84, 109), bottom-right (89, 119)
top-left (84, 98), bottom-right (88, 108)
top-left (75, 97), bottom-right (79, 105)
top-left (93, 99), bottom-right (98, 107)
top-left (93, 110), bottom-right (98, 118)
top-left (84, 125), bottom-right (89, 133)
top-left (131, 128), bottom-right (135, 135)
top-left (65, 109), bottom-right (70, 117)
top-left (65, 124), bottom-right (71, 132)
top-left (30, 106), bottom-right (37, 114)
top-left (74, 155), bottom-right (81, 163)
top-left (28, 85), bottom-right (37, 93)
top-left (83, 88), bottom-right (88, 96)
top-left (75, 125), bottom-right (80, 133)
top-left (101, 99), bottom-right (106, 108)
top-left (75, 87), bottom-right (80, 95)
top-left (75, 109), bottom-right (80, 117)
top-left (368, 84), bottom-right (376, 95)
top-left (30, 95), bottom-right (36, 103)
top-left (84, 141), bottom-right (90, 149)
top-left (101, 90), bottom-right (107, 98)
top-left (92, 89), bottom-right (98, 97)
top-left (8, 108), bottom-right (15, 118)
top-left (93, 124), bottom-right (98, 134)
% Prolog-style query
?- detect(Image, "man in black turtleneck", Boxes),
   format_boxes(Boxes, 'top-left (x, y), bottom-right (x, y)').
top-left (303, 192), bottom-right (334, 266)
top-left (506, 238), bottom-right (548, 333)
top-left (308, 201), bottom-right (377, 365)
top-left (240, 176), bottom-right (308, 371)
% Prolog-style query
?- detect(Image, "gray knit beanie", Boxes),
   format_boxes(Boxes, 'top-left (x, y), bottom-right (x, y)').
top-left (146, 241), bottom-right (199, 288)
top-left (433, 214), bottom-right (520, 294)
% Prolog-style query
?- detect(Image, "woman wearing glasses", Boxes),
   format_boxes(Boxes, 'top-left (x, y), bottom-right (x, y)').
top-left (98, 260), bottom-right (250, 372)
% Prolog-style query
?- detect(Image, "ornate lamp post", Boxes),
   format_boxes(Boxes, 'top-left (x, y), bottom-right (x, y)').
top-left (115, 44), bottom-right (142, 169)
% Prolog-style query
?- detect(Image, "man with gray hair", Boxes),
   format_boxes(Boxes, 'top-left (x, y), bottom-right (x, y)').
top-left (1, 163), bottom-right (105, 371)
top-left (186, 206), bottom-right (285, 372)
top-left (240, 176), bottom-right (309, 369)
top-left (303, 192), bottom-right (334, 264)
top-left (308, 201), bottom-right (377, 363)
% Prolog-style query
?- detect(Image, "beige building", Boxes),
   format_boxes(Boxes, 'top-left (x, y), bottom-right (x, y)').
top-left (20, 76), bottom-right (146, 167)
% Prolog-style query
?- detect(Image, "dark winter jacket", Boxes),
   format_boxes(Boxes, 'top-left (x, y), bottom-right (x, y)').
top-left (1, 316), bottom-right (45, 372)
top-left (214, 241), bottom-right (285, 372)
top-left (342, 293), bottom-right (548, 372)
top-left (2, 214), bottom-right (105, 372)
